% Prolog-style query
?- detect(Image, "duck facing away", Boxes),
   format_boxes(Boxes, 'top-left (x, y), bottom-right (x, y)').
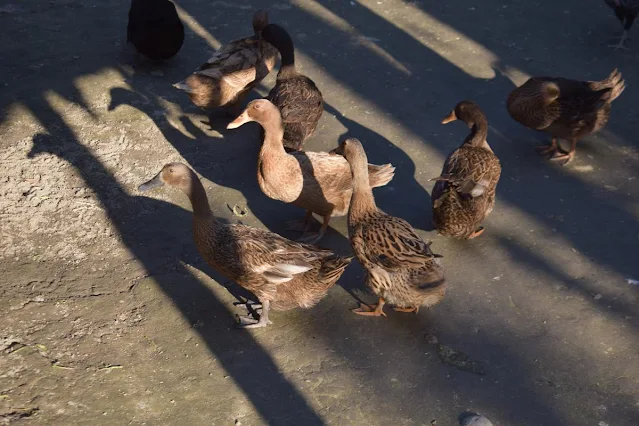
top-left (334, 139), bottom-right (446, 317)
top-left (605, 0), bottom-right (639, 50)
top-left (261, 23), bottom-right (323, 151)
top-left (432, 101), bottom-right (501, 239)
top-left (127, 0), bottom-right (184, 61)
top-left (228, 99), bottom-right (395, 244)
top-left (173, 10), bottom-right (277, 112)
top-left (138, 163), bottom-right (353, 328)
top-left (507, 69), bottom-right (625, 165)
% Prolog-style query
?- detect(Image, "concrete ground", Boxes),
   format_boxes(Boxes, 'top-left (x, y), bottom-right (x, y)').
top-left (2, 0), bottom-right (639, 424)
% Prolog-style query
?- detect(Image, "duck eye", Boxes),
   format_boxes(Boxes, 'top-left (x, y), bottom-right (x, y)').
top-left (254, 103), bottom-right (261, 110)
top-left (169, 168), bottom-right (174, 173)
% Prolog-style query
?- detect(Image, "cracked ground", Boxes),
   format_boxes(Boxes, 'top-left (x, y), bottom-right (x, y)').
top-left (2, 0), bottom-right (639, 425)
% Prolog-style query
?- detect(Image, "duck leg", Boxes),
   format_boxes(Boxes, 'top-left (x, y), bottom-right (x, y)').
top-left (298, 214), bottom-right (331, 245)
top-left (468, 227), bottom-right (485, 239)
top-left (233, 300), bottom-right (263, 311)
top-left (550, 137), bottom-right (577, 165)
top-left (237, 300), bottom-right (272, 328)
top-left (352, 297), bottom-right (387, 317)
top-left (535, 137), bottom-right (560, 158)
top-left (286, 210), bottom-right (317, 232)
top-left (393, 306), bottom-right (419, 314)
top-left (609, 29), bottom-right (631, 50)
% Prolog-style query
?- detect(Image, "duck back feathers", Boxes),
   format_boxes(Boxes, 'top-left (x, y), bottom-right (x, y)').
top-left (262, 23), bottom-right (324, 151)
top-left (127, 0), bottom-right (184, 60)
top-left (174, 10), bottom-right (277, 109)
top-left (507, 69), bottom-right (625, 138)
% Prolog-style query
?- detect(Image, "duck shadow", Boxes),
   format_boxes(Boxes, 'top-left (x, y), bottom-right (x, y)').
top-left (26, 130), bottom-right (323, 424)
top-left (326, 103), bottom-right (435, 232)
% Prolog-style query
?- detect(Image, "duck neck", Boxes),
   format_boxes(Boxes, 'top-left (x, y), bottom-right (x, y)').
top-left (184, 170), bottom-right (213, 219)
top-left (349, 157), bottom-right (377, 221)
top-left (463, 116), bottom-right (489, 148)
top-left (260, 117), bottom-right (287, 157)
top-left (278, 43), bottom-right (296, 79)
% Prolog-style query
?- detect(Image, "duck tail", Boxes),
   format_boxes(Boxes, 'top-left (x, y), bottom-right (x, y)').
top-left (606, 69), bottom-right (625, 103)
top-left (590, 69), bottom-right (625, 103)
top-left (252, 10), bottom-right (269, 35)
top-left (367, 163), bottom-right (396, 188)
top-left (318, 254), bottom-right (354, 283)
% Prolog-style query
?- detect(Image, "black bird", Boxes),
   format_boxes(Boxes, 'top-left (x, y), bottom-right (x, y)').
top-left (127, 0), bottom-right (185, 61)
top-left (605, 0), bottom-right (639, 49)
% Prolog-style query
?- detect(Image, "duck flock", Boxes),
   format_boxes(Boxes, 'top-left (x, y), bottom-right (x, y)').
top-left (128, 1), bottom-right (630, 329)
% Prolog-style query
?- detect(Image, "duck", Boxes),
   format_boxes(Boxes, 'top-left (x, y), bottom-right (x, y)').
top-left (227, 99), bottom-right (395, 244)
top-left (138, 162), bottom-right (353, 328)
top-left (260, 23), bottom-right (323, 151)
top-left (173, 10), bottom-right (278, 112)
top-left (127, 0), bottom-right (184, 61)
top-left (333, 138), bottom-right (446, 317)
top-left (431, 101), bottom-right (501, 239)
top-left (604, 0), bottom-right (639, 50)
top-left (506, 69), bottom-right (625, 165)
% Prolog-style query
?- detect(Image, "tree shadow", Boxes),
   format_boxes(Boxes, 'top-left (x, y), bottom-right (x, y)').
top-left (24, 101), bottom-right (325, 425)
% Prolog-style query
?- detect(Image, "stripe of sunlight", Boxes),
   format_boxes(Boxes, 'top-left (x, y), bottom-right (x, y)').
top-left (355, 0), bottom-right (638, 218)
top-left (289, 50), bottom-right (637, 292)
top-left (173, 1), bottom-right (222, 50)
top-left (355, 0), bottom-right (530, 82)
top-left (290, 0), bottom-right (411, 75)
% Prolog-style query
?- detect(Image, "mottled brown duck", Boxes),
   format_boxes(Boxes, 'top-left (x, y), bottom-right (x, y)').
top-left (261, 23), bottom-right (323, 151)
top-left (334, 139), bottom-right (446, 317)
top-left (227, 99), bottom-right (395, 244)
top-left (173, 10), bottom-right (277, 112)
top-left (507, 69), bottom-right (625, 165)
top-left (432, 101), bottom-right (501, 239)
top-left (138, 163), bottom-right (353, 328)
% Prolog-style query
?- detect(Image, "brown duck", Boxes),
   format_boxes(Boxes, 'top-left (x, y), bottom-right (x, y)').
top-left (261, 23), bottom-right (323, 151)
top-left (138, 163), bottom-right (353, 328)
top-left (334, 139), bottom-right (446, 317)
top-left (507, 69), bottom-right (625, 165)
top-left (228, 99), bottom-right (395, 244)
top-left (432, 101), bottom-right (501, 239)
top-left (173, 10), bottom-right (278, 112)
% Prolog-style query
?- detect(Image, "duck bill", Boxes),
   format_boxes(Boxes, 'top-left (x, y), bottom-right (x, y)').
top-left (441, 111), bottom-right (457, 124)
top-left (226, 110), bottom-right (251, 129)
top-left (138, 172), bottom-right (164, 192)
top-left (172, 81), bottom-right (193, 93)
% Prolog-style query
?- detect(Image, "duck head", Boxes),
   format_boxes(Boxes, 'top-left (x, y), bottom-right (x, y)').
top-left (441, 100), bottom-right (487, 128)
top-left (226, 99), bottom-right (281, 129)
top-left (138, 162), bottom-right (193, 193)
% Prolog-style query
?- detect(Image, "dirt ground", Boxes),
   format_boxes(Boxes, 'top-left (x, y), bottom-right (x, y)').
top-left (2, 0), bottom-right (639, 425)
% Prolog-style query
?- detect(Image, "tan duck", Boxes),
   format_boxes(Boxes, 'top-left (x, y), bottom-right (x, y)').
top-left (227, 99), bottom-right (395, 244)
top-left (261, 23), bottom-right (323, 151)
top-left (173, 10), bottom-right (278, 112)
top-left (334, 138), bottom-right (446, 317)
top-left (138, 163), bottom-right (353, 328)
top-left (507, 69), bottom-right (625, 165)
top-left (432, 101), bottom-right (501, 239)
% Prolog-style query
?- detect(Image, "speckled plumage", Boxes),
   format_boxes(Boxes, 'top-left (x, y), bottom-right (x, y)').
top-left (262, 23), bottom-right (323, 151)
top-left (432, 101), bottom-right (501, 239)
top-left (336, 139), bottom-right (446, 314)
top-left (139, 163), bottom-right (352, 327)
top-left (506, 69), bottom-right (625, 163)
top-left (173, 10), bottom-right (278, 110)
